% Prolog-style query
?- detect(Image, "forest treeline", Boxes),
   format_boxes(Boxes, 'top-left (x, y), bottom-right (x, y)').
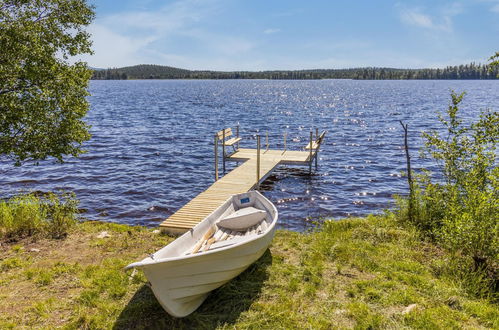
top-left (92, 63), bottom-right (499, 80)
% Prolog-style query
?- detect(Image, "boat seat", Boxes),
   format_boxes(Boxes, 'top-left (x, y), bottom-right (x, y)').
top-left (217, 127), bottom-right (241, 153)
top-left (217, 207), bottom-right (267, 231)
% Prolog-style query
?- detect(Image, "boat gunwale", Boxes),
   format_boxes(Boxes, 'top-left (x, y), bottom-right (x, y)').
top-left (126, 191), bottom-right (278, 269)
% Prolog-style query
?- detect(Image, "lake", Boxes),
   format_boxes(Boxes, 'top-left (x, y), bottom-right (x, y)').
top-left (1, 79), bottom-right (498, 231)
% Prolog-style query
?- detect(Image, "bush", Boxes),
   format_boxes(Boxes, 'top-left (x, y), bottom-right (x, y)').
top-left (0, 192), bottom-right (79, 240)
top-left (398, 91), bottom-right (498, 298)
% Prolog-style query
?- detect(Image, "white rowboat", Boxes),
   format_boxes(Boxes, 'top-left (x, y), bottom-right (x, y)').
top-left (125, 191), bottom-right (278, 318)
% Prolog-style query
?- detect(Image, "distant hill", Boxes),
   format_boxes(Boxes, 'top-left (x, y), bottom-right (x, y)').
top-left (91, 63), bottom-right (499, 80)
top-left (92, 64), bottom-right (191, 79)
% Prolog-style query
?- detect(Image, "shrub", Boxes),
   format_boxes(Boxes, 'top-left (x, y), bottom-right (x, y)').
top-left (0, 192), bottom-right (79, 240)
top-left (44, 193), bottom-right (79, 239)
top-left (398, 91), bottom-right (498, 297)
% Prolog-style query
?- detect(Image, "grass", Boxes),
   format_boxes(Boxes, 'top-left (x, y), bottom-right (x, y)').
top-left (0, 215), bottom-right (497, 329)
top-left (0, 193), bottom-right (78, 240)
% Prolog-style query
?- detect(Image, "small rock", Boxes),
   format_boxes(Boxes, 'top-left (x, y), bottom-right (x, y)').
top-left (128, 268), bottom-right (137, 282)
top-left (402, 304), bottom-right (418, 314)
top-left (29, 248), bottom-right (41, 252)
top-left (96, 231), bottom-right (111, 239)
top-left (152, 229), bottom-right (161, 234)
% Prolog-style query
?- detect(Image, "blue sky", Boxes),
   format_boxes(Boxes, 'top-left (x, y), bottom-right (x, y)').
top-left (84, 0), bottom-right (499, 70)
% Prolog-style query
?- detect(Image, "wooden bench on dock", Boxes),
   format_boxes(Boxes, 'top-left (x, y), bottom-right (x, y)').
top-left (217, 127), bottom-right (241, 152)
top-left (305, 130), bottom-right (326, 150)
top-left (304, 130), bottom-right (326, 171)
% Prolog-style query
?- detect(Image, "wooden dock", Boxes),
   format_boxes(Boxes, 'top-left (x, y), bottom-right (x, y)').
top-left (160, 130), bottom-right (325, 235)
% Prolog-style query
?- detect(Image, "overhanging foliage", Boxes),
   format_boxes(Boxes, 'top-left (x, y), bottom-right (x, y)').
top-left (0, 0), bottom-right (94, 165)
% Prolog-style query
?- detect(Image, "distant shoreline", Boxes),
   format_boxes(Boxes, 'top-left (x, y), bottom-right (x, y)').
top-left (91, 63), bottom-right (499, 80)
top-left (90, 78), bottom-right (499, 81)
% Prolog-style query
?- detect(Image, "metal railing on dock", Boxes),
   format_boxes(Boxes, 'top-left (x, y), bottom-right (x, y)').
top-left (160, 127), bottom-right (326, 235)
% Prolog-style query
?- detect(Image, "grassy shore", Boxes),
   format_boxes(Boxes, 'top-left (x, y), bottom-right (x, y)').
top-left (1, 215), bottom-right (497, 329)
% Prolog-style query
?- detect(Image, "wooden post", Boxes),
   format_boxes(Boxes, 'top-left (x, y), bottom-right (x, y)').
top-left (266, 132), bottom-right (269, 152)
top-left (236, 125), bottom-right (240, 150)
top-left (400, 121), bottom-right (413, 223)
top-left (222, 129), bottom-right (226, 173)
top-left (256, 135), bottom-right (261, 189)
top-left (309, 130), bottom-right (313, 174)
top-left (214, 134), bottom-right (219, 181)
top-left (283, 132), bottom-right (287, 153)
top-left (315, 128), bottom-right (319, 169)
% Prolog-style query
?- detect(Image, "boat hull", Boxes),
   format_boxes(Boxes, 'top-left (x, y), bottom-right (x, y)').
top-left (127, 191), bottom-right (278, 318)
top-left (144, 231), bottom-right (274, 317)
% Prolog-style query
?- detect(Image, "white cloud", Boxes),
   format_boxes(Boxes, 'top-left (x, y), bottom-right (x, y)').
top-left (82, 0), bottom-right (258, 69)
top-left (101, 0), bottom-right (208, 36)
top-left (263, 28), bottom-right (280, 34)
top-left (400, 10), bottom-right (434, 29)
top-left (477, 0), bottom-right (499, 13)
top-left (398, 4), bottom-right (463, 33)
top-left (79, 24), bottom-right (153, 68)
top-left (83, 0), bottom-right (223, 68)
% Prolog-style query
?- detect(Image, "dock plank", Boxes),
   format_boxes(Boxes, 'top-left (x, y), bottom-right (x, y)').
top-left (160, 147), bottom-right (316, 234)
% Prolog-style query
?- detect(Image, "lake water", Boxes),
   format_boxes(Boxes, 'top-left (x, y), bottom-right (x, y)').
top-left (1, 80), bottom-right (498, 231)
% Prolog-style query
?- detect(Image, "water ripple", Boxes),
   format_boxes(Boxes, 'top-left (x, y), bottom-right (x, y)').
top-left (1, 79), bottom-right (498, 230)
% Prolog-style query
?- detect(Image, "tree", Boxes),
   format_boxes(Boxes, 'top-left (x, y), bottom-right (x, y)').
top-left (490, 52), bottom-right (499, 78)
top-left (400, 91), bottom-right (498, 293)
top-left (0, 0), bottom-right (94, 165)
top-left (490, 52), bottom-right (499, 67)
top-left (422, 92), bottom-right (498, 272)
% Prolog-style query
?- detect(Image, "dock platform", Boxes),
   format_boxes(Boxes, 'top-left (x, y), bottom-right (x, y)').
top-left (160, 131), bottom-right (325, 235)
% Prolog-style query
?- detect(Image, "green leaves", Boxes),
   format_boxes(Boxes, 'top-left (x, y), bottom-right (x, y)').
top-left (489, 52), bottom-right (499, 69)
top-left (406, 90), bottom-right (498, 293)
top-left (0, 0), bottom-right (94, 164)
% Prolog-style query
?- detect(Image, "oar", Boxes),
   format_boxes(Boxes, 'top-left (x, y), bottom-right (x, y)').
top-left (191, 226), bottom-right (216, 254)
top-left (202, 228), bottom-right (224, 251)
top-left (213, 228), bottom-right (224, 241)
top-left (202, 237), bottom-right (217, 251)
top-left (203, 227), bottom-right (236, 251)
top-left (219, 230), bottom-right (230, 241)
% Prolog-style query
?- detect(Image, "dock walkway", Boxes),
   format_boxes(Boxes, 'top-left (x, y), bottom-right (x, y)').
top-left (160, 133), bottom-right (324, 235)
